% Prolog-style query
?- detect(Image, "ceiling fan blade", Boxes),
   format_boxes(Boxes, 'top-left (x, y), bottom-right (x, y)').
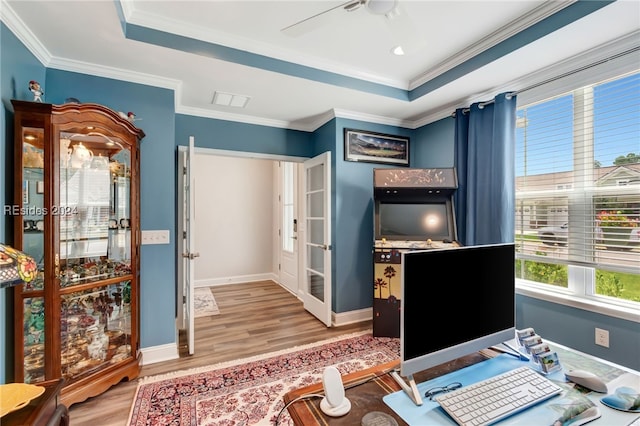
top-left (281, 1), bottom-right (363, 37)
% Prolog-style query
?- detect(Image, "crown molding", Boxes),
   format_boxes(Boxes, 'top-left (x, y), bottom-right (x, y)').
top-left (1, 0), bottom-right (51, 65)
top-left (409, 1), bottom-right (576, 90)
top-left (176, 104), bottom-right (305, 131)
top-left (332, 108), bottom-right (413, 128)
top-left (412, 30), bottom-right (640, 129)
top-left (122, 1), bottom-right (407, 90)
top-left (46, 57), bottom-right (181, 92)
top-left (5, 0), bottom-right (635, 134)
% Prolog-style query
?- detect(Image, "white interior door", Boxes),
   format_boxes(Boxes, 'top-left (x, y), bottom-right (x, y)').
top-left (279, 161), bottom-right (299, 294)
top-left (177, 137), bottom-right (198, 355)
top-left (303, 152), bottom-right (332, 326)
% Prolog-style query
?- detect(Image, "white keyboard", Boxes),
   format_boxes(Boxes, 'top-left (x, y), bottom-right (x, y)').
top-left (434, 366), bottom-right (563, 426)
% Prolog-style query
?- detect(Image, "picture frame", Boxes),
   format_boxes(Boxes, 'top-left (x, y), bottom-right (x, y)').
top-left (36, 181), bottom-right (44, 194)
top-left (344, 128), bottom-right (409, 166)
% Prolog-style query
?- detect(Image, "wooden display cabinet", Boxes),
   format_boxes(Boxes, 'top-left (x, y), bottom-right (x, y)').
top-left (11, 100), bottom-right (145, 406)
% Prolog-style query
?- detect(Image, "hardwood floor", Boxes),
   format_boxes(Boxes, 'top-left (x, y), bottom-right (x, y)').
top-left (68, 280), bottom-right (372, 425)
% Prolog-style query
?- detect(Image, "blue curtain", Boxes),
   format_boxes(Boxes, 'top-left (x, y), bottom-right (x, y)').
top-left (454, 92), bottom-right (517, 246)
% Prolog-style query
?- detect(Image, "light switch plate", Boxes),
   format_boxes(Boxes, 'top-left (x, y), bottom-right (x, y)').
top-left (141, 230), bottom-right (170, 245)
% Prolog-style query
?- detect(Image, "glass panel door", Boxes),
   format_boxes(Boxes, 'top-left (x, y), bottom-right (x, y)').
top-left (302, 152), bottom-right (332, 326)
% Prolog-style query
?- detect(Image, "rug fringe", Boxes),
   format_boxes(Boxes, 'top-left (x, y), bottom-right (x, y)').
top-left (135, 329), bottom-right (373, 386)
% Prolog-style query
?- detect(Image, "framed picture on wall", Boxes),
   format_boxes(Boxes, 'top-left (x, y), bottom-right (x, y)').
top-left (344, 129), bottom-right (409, 166)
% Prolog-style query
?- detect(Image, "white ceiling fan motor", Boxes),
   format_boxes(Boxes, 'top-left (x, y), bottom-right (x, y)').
top-left (366, 0), bottom-right (399, 16)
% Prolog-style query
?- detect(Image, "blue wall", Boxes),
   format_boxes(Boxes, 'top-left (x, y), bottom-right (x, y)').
top-left (332, 119), bottom-right (415, 312)
top-left (43, 70), bottom-right (178, 351)
top-left (1, 23), bottom-right (47, 384)
top-left (1, 22), bottom-right (637, 386)
top-left (516, 295), bottom-right (639, 371)
top-left (414, 116), bottom-right (456, 168)
top-left (175, 114), bottom-right (312, 157)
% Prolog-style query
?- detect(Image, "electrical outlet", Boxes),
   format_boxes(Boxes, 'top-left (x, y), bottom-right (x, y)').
top-left (595, 328), bottom-right (609, 348)
top-left (141, 230), bottom-right (170, 245)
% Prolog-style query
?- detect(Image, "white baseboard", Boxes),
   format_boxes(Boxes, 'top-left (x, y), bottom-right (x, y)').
top-left (332, 307), bottom-right (372, 327)
top-left (195, 272), bottom-right (277, 287)
top-left (140, 342), bottom-right (180, 366)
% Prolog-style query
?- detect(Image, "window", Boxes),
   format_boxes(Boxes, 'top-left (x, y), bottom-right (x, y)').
top-left (515, 72), bottom-right (640, 308)
top-left (281, 162), bottom-right (295, 253)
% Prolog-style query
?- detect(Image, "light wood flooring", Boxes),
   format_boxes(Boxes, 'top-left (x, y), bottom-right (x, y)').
top-left (68, 280), bottom-right (371, 425)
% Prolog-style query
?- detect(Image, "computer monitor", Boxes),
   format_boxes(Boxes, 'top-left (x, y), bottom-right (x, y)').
top-left (393, 243), bottom-right (516, 405)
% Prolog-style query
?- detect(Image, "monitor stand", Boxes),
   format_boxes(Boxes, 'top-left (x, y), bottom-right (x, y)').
top-left (390, 371), bottom-right (423, 406)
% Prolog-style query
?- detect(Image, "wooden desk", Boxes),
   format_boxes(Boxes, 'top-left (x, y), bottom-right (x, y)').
top-left (285, 343), bottom-right (640, 426)
top-left (2, 379), bottom-right (69, 426)
top-left (283, 351), bottom-right (496, 426)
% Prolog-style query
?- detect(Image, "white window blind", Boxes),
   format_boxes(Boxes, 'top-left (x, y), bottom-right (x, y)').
top-left (515, 72), bottom-right (640, 275)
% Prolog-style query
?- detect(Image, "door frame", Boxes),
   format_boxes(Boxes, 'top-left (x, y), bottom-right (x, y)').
top-left (175, 147), bottom-right (310, 340)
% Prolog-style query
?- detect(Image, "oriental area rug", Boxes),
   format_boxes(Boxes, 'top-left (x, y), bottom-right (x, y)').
top-left (127, 331), bottom-right (399, 426)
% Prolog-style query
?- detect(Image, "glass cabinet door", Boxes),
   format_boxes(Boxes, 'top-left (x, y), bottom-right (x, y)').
top-left (20, 127), bottom-right (47, 383)
top-left (58, 132), bottom-right (132, 287)
top-left (60, 281), bottom-right (133, 381)
top-left (21, 128), bottom-right (45, 291)
top-left (57, 130), bottom-right (134, 382)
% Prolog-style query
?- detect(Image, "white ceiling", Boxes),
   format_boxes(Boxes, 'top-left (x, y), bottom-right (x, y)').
top-left (3, 0), bottom-right (639, 131)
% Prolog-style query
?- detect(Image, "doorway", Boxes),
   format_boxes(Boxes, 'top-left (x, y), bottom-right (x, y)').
top-left (180, 148), bottom-right (308, 346)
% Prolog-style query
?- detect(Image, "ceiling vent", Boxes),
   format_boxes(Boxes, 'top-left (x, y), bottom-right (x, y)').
top-left (212, 91), bottom-right (250, 108)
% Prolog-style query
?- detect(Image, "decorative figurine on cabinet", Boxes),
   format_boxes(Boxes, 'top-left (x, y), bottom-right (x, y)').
top-left (29, 80), bottom-right (44, 102)
top-left (118, 111), bottom-right (139, 123)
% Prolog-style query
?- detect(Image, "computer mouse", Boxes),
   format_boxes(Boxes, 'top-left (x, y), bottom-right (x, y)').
top-left (565, 369), bottom-right (608, 393)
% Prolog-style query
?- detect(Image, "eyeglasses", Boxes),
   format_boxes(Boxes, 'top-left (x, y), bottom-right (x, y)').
top-left (424, 382), bottom-right (463, 400)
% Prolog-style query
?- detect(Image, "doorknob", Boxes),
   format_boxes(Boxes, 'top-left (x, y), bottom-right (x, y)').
top-left (182, 252), bottom-right (200, 259)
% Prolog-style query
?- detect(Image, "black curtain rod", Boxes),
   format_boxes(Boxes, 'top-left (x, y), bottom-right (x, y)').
top-left (452, 46), bottom-right (639, 117)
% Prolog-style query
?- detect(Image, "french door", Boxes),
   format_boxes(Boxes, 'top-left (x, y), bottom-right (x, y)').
top-left (302, 152), bottom-right (332, 326)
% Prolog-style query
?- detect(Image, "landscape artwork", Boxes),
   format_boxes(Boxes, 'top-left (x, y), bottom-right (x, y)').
top-left (344, 129), bottom-right (409, 166)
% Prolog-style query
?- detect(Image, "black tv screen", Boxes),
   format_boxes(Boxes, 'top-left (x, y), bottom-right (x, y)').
top-left (375, 201), bottom-right (455, 241)
top-left (400, 243), bottom-right (516, 378)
